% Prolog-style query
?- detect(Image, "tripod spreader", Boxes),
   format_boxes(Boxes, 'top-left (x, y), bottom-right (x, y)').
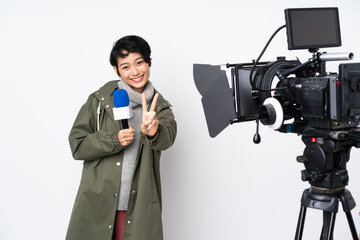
top-left (295, 187), bottom-right (357, 240)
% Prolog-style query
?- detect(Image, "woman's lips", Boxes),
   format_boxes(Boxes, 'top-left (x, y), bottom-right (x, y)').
top-left (131, 75), bottom-right (143, 83)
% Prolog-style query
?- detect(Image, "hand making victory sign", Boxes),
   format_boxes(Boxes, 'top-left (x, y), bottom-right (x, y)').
top-left (141, 92), bottom-right (159, 137)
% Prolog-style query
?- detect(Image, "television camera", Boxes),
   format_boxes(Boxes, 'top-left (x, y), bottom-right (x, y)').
top-left (193, 8), bottom-right (360, 239)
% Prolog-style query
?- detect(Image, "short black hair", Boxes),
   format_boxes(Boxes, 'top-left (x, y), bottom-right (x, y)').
top-left (109, 35), bottom-right (152, 68)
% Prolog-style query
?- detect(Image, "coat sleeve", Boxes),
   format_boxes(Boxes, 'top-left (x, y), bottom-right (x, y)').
top-left (68, 94), bottom-right (124, 161)
top-left (141, 106), bottom-right (177, 151)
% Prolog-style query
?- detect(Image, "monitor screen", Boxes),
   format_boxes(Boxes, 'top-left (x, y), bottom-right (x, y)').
top-left (285, 8), bottom-right (341, 50)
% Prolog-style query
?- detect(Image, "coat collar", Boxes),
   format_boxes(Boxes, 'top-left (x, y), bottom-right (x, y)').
top-left (93, 80), bottom-right (172, 114)
top-left (94, 80), bottom-right (119, 100)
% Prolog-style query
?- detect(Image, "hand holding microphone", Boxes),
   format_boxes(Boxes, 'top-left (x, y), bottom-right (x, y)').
top-left (113, 89), bottom-right (135, 146)
top-left (117, 127), bottom-right (135, 146)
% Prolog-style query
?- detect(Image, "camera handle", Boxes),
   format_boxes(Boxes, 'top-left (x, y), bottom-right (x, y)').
top-left (276, 51), bottom-right (354, 80)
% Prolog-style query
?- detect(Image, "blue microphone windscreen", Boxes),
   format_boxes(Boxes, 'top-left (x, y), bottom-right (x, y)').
top-left (113, 89), bottom-right (130, 108)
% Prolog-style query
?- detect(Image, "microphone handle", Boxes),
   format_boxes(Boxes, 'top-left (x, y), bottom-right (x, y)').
top-left (121, 119), bottom-right (129, 129)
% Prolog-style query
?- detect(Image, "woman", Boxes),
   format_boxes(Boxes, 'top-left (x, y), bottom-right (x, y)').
top-left (66, 35), bottom-right (177, 240)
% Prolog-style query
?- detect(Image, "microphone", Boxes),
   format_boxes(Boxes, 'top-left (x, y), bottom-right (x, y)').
top-left (112, 89), bottom-right (131, 129)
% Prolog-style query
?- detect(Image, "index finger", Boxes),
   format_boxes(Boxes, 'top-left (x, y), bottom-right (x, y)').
top-left (150, 93), bottom-right (159, 112)
top-left (142, 93), bottom-right (148, 112)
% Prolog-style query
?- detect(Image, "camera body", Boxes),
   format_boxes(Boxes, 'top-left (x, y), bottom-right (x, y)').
top-left (282, 62), bottom-right (360, 130)
top-left (234, 56), bottom-right (360, 133)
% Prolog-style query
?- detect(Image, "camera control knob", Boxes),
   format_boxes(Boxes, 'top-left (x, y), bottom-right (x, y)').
top-left (301, 170), bottom-right (310, 181)
top-left (309, 169), bottom-right (323, 182)
top-left (296, 155), bottom-right (309, 163)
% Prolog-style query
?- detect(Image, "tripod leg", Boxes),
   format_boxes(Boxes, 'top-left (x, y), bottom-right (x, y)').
top-left (320, 211), bottom-right (336, 240)
top-left (344, 211), bottom-right (358, 240)
top-left (295, 206), bottom-right (307, 240)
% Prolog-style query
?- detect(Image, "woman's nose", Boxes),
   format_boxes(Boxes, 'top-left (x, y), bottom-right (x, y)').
top-left (131, 66), bottom-right (140, 75)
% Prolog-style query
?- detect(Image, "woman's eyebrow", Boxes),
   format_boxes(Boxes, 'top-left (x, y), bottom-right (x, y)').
top-left (119, 62), bottom-right (128, 67)
top-left (119, 57), bottom-right (144, 67)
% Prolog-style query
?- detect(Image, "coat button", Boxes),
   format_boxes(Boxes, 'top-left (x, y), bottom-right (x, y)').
top-left (116, 162), bottom-right (121, 166)
top-left (113, 193), bottom-right (118, 197)
top-left (127, 220), bottom-right (131, 224)
top-left (101, 97), bottom-right (104, 101)
top-left (132, 190), bottom-right (136, 194)
top-left (106, 104), bottom-right (109, 108)
top-left (108, 225), bottom-right (112, 229)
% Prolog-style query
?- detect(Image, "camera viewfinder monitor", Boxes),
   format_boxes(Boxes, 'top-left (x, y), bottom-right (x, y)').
top-left (285, 8), bottom-right (341, 50)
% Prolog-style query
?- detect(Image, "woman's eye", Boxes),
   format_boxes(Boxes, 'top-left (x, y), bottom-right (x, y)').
top-left (136, 61), bottom-right (143, 65)
top-left (122, 66), bottom-right (129, 70)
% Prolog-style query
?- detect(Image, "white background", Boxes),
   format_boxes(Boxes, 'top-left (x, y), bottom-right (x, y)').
top-left (1, 0), bottom-right (360, 239)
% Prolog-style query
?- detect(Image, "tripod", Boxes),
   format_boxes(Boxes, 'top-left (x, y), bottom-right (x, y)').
top-left (294, 187), bottom-right (357, 240)
top-left (294, 134), bottom-right (359, 239)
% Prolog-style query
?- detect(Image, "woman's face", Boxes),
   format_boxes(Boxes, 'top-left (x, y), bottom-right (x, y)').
top-left (114, 52), bottom-right (151, 93)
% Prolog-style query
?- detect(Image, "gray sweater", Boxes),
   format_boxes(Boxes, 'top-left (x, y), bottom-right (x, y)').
top-left (117, 80), bottom-right (154, 210)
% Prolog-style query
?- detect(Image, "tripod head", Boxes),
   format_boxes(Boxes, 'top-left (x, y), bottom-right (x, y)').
top-left (295, 128), bottom-right (360, 190)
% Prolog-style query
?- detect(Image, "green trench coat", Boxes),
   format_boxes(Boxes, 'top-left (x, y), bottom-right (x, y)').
top-left (66, 81), bottom-right (177, 240)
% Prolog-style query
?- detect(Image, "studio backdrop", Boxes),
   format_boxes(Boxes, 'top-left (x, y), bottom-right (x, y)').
top-left (1, 0), bottom-right (360, 239)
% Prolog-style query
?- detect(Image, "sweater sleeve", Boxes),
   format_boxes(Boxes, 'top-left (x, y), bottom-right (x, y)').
top-left (141, 106), bottom-right (177, 151)
top-left (68, 95), bottom-right (124, 161)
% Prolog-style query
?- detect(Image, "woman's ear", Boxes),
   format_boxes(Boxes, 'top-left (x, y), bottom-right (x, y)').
top-left (113, 66), bottom-right (120, 77)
